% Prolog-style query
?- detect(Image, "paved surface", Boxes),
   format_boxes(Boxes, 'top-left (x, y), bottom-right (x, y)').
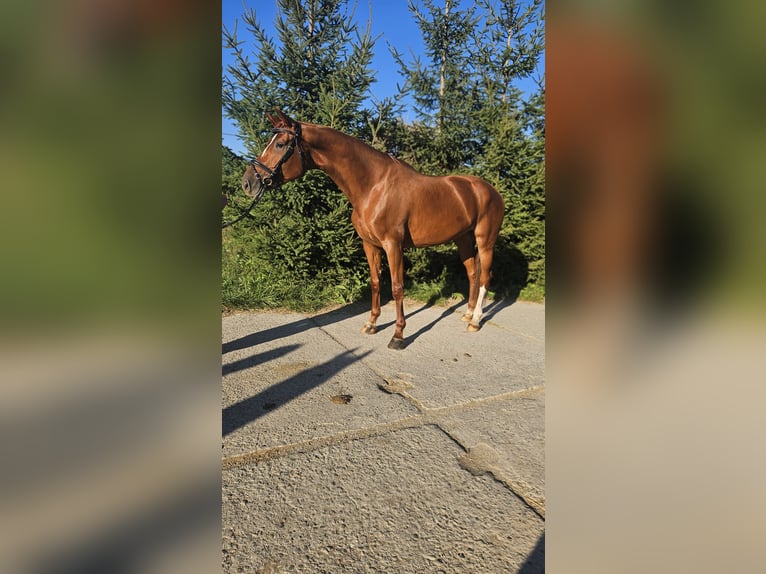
top-left (222, 298), bottom-right (545, 573)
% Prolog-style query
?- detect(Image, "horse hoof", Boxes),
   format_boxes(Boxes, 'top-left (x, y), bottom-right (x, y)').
top-left (361, 322), bottom-right (377, 335)
top-left (461, 312), bottom-right (473, 322)
top-left (466, 322), bottom-right (481, 332)
top-left (387, 337), bottom-right (406, 350)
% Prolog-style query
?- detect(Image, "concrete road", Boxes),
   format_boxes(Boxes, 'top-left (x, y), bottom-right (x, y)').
top-left (222, 298), bottom-right (545, 573)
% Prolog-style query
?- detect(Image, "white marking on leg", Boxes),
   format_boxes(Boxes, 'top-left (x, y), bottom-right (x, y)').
top-left (471, 286), bottom-right (487, 325)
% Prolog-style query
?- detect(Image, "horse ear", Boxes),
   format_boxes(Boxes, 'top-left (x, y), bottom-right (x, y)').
top-left (265, 112), bottom-right (279, 126)
top-left (275, 108), bottom-right (293, 126)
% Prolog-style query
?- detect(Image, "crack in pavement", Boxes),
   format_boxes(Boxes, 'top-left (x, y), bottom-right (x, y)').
top-left (222, 385), bottom-right (545, 518)
top-left (223, 312), bottom-right (545, 519)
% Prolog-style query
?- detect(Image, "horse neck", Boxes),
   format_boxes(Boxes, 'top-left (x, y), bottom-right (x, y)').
top-left (302, 124), bottom-right (384, 206)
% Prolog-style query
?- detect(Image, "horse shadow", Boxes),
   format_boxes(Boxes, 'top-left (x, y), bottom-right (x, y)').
top-left (400, 299), bottom-right (467, 348)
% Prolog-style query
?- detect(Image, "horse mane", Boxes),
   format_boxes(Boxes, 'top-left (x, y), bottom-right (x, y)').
top-left (387, 153), bottom-right (416, 170)
top-left (312, 122), bottom-right (419, 173)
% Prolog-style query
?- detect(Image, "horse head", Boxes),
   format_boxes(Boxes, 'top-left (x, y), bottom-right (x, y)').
top-left (241, 109), bottom-right (308, 201)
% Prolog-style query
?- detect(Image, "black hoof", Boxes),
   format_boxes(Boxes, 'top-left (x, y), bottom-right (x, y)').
top-left (387, 337), bottom-right (406, 350)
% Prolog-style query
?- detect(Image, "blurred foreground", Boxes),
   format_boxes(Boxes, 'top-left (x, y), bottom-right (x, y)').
top-left (548, 1), bottom-right (766, 572)
top-left (0, 1), bottom-right (220, 572)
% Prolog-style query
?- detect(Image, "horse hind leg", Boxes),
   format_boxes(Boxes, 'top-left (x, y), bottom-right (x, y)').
top-left (467, 282), bottom-right (488, 332)
top-left (467, 231), bottom-right (498, 332)
top-left (465, 184), bottom-right (504, 332)
top-left (461, 254), bottom-right (482, 324)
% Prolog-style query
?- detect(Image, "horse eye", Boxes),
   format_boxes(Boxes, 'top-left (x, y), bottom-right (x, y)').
top-left (276, 143), bottom-right (285, 150)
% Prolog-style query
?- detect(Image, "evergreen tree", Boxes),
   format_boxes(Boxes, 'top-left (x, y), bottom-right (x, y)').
top-left (391, 0), bottom-right (482, 173)
top-left (222, 145), bottom-right (247, 199)
top-left (223, 0), bottom-right (377, 147)
top-left (222, 0), bottom-right (377, 308)
top-left (472, 0), bottom-right (545, 289)
top-left (391, 0), bottom-right (545, 298)
top-left (222, 0), bottom-right (545, 308)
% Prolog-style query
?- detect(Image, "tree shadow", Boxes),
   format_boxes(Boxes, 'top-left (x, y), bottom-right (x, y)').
top-left (223, 303), bottom-right (364, 355)
top-left (222, 343), bottom-right (302, 376)
top-left (518, 532), bottom-right (545, 573)
top-left (222, 348), bottom-right (371, 436)
top-left (223, 304), bottom-right (375, 436)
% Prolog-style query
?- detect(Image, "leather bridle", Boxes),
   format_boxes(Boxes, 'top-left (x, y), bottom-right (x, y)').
top-left (223, 122), bottom-right (306, 229)
top-left (249, 123), bottom-right (306, 190)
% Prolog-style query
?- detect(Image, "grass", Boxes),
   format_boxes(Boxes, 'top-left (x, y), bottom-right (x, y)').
top-left (223, 231), bottom-right (544, 312)
top-left (518, 283), bottom-right (546, 303)
top-left (222, 269), bottom-right (544, 313)
top-left (404, 278), bottom-right (545, 307)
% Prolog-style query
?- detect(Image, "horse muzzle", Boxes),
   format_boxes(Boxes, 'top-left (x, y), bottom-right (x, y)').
top-left (241, 171), bottom-right (267, 203)
top-left (243, 160), bottom-right (285, 200)
top-left (242, 173), bottom-right (265, 197)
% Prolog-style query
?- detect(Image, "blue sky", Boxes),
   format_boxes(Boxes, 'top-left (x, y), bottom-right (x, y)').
top-left (222, 0), bottom-right (542, 155)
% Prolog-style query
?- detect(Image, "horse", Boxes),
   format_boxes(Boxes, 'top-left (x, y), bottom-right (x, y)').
top-left (241, 109), bottom-right (505, 350)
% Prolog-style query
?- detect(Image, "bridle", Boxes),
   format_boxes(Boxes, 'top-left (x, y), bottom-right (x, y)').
top-left (222, 122), bottom-right (306, 229)
top-left (249, 123), bottom-right (306, 190)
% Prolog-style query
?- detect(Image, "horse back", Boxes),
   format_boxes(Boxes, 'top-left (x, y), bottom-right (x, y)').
top-left (400, 172), bottom-right (504, 247)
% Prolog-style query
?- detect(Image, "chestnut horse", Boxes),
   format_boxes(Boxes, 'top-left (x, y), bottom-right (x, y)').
top-left (242, 110), bottom-right (505, 350)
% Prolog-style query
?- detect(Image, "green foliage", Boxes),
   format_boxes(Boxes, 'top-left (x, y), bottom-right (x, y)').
top-left (223, 0), bottom-right (376, 142)
top-left (222, 145), bottom-right (247, 198)
top-left (222, 0), bottom-right (374, 310)
top-left (382, 0), bottom-right (545, 300)
top-left (222, 151), bottom-right (369, 310)
top-left (477, 88), bottom-right (546, 289)
top-left (222, 0), bottom-right (545, 310)
top-left (391, 0), bottom-right (483, 172)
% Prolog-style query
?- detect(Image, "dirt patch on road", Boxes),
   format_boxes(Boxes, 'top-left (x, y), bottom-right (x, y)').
top-left (330, 394), bottom-right (353, 404)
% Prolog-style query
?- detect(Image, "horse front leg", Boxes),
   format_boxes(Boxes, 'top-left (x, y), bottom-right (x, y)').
top-left (455, 233), bottom-right (479, 322)
top-left (361, 240), bottom-right (382, 335)
top-left (383, 242), bottom-right (407, 350)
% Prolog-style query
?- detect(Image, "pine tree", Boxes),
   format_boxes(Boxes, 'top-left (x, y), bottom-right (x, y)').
top-left (472, 0), bottom-right (545, 291)
top-left (390, 0), bottom-right (545, 298)
top-left (391, 0), bottom-right (482, 173)
top-left (222, 0), bottom-right (378, 308)
top-left (222, 145), bottom-right (247, 199)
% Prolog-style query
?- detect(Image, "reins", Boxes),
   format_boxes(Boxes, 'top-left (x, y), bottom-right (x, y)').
top-left (221, 122), bottom-right (305, 229)
top-left (221, 196), bottom-right (258, 229)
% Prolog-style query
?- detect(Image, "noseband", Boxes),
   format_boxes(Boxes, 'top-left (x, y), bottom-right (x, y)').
top-left (250, 123), bottom-right (305, 190)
